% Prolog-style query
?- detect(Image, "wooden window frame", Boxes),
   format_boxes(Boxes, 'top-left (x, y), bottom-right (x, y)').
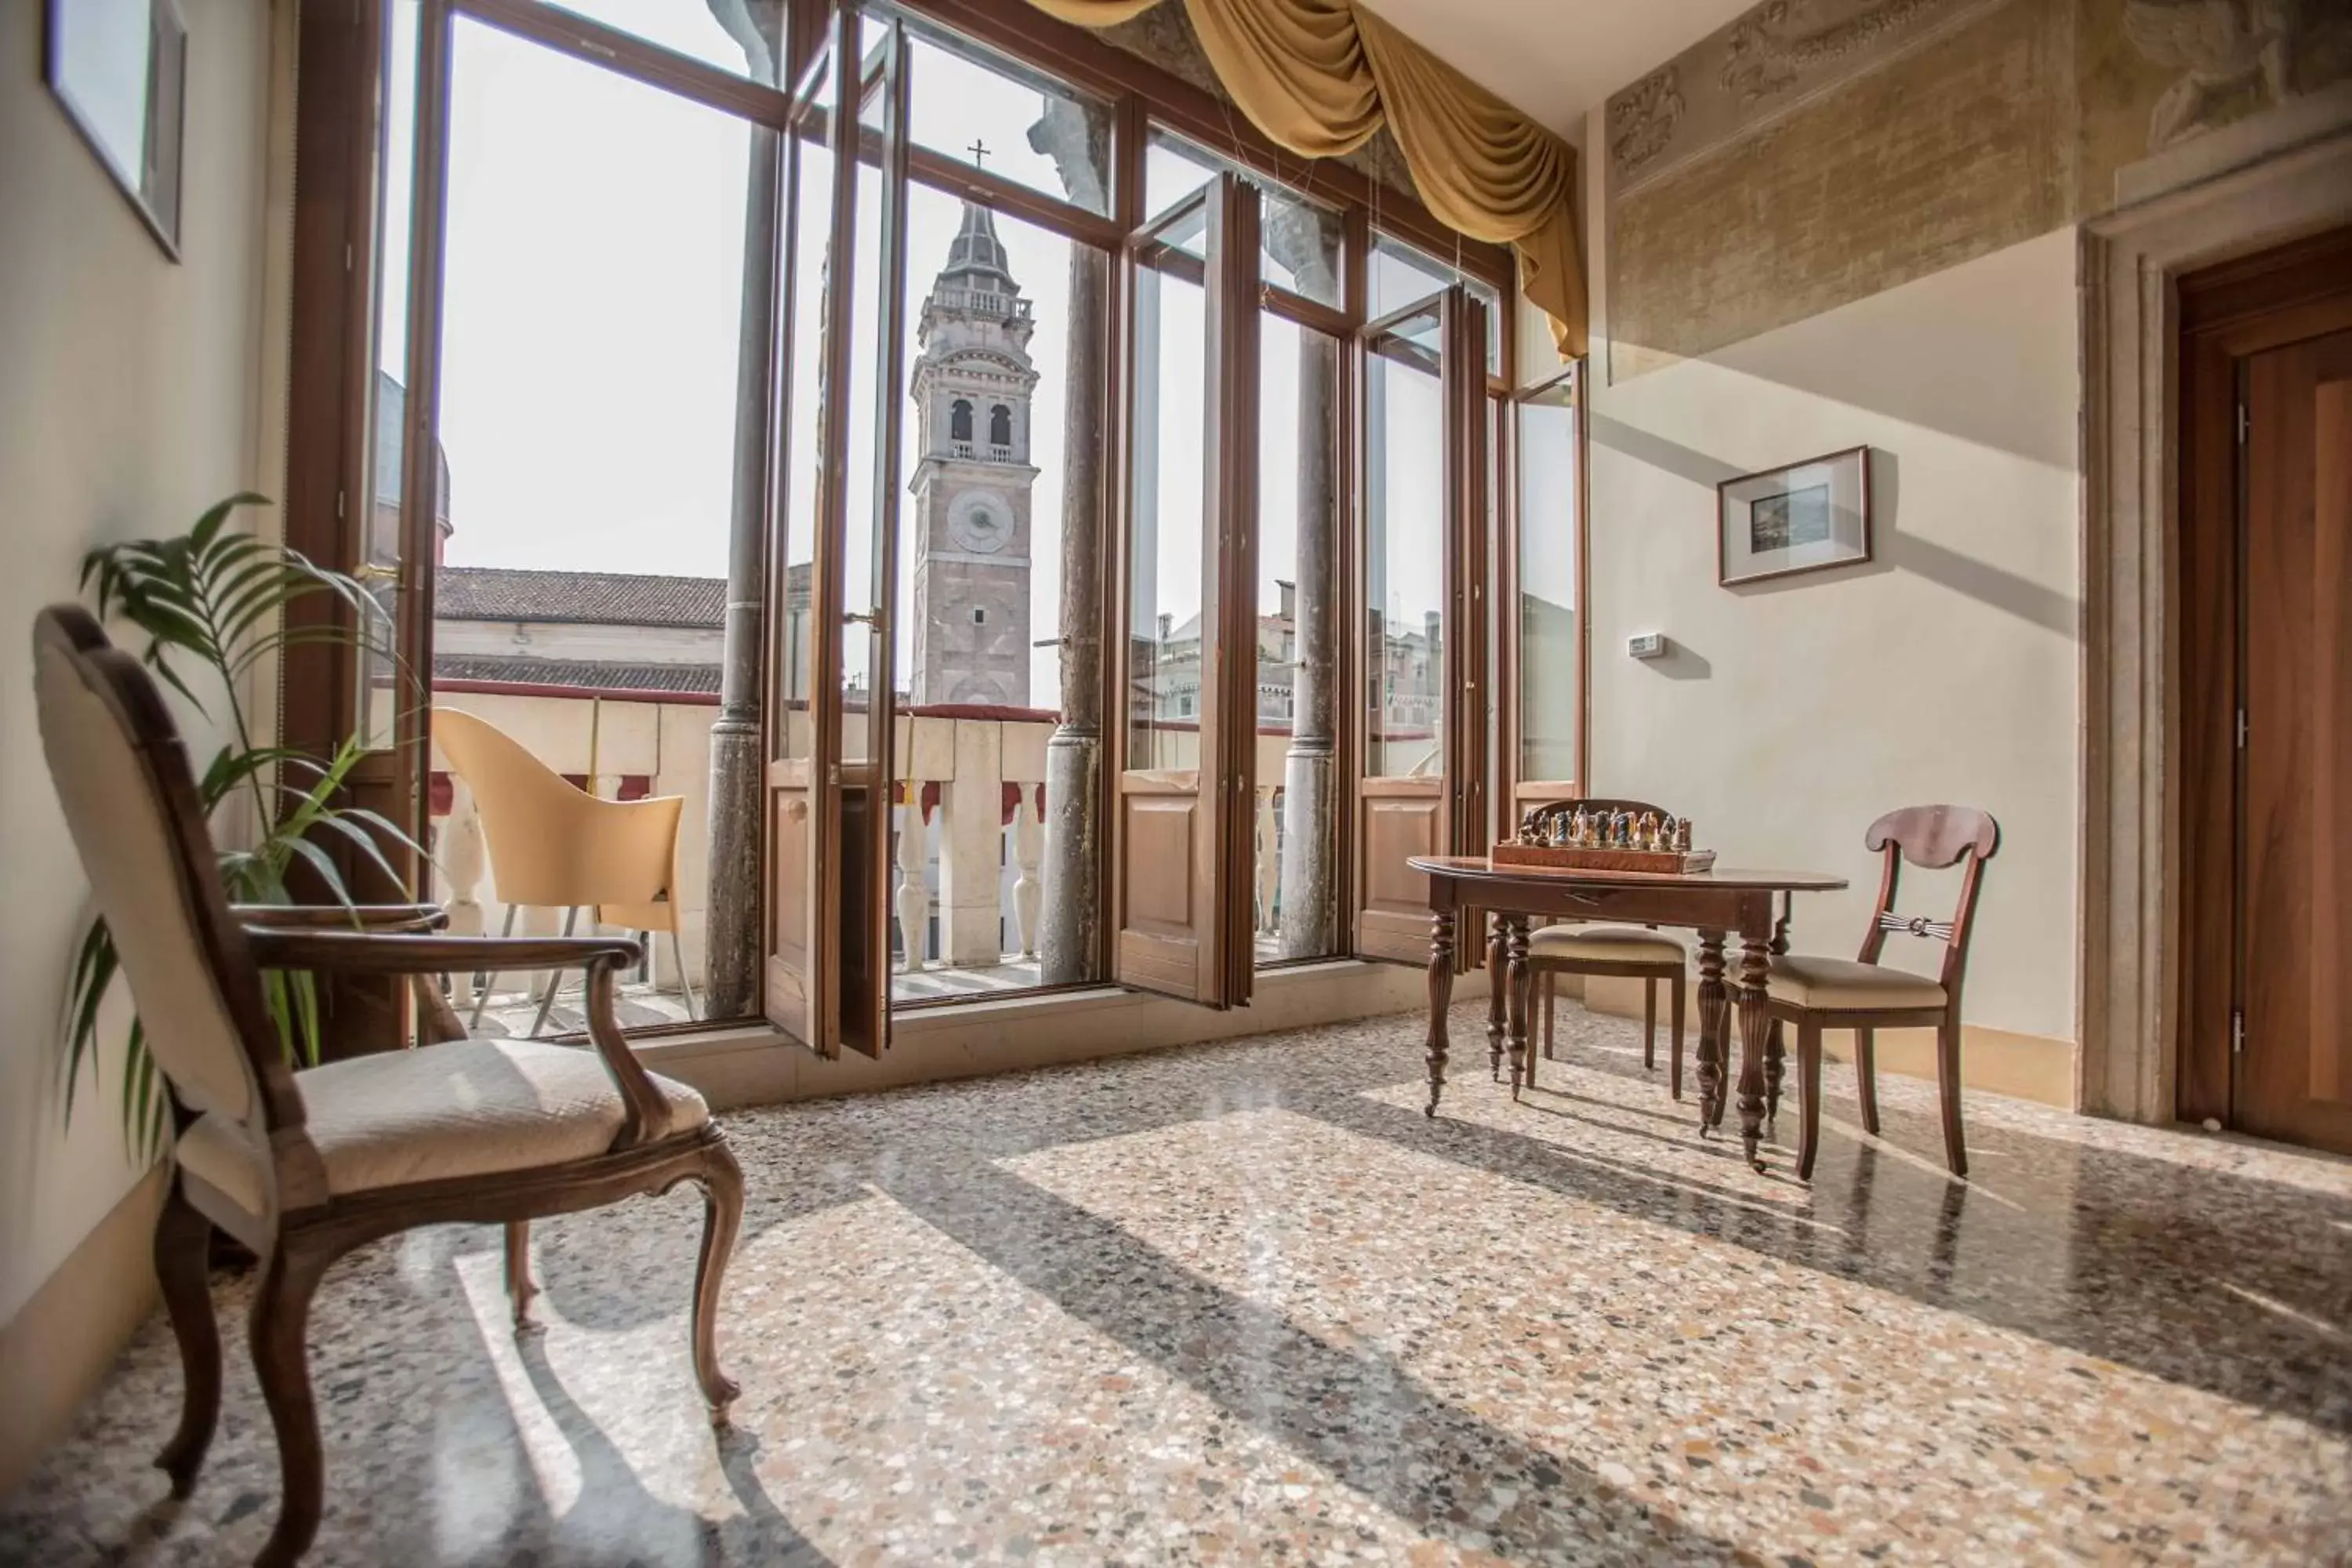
top-left (281, 0), bottom-right (1544, 1045)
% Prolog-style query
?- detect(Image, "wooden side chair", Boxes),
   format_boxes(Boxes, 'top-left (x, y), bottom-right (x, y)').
top-left (34, 606), bottom-right (742, 1567)
top-left (1519, 797), bottom-right (1689, 1096)
top-left (1754, 804), bottom-right (2002, 1181)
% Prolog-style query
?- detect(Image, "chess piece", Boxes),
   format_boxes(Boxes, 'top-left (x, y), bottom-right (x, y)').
top-left (1674, 818), bottom-right (1693, 854)
top-left (1658, 815), bottom-right (1679, 853)
top-left (1638, 811), bottom-right (1660, 851)
top-left (1519, 808), bottom-right (1541, 844)
top-left (1611, 811), bottom-right (1631, 848)
top-left (1570, 807), bottom-right (1588, 846)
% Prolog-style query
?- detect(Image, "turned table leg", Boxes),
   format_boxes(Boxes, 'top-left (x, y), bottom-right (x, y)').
top-left (1505, 917), bottom-right (1532, 1100)
top-left (1736, 935), bottom-right (1773, 1171)
top-left (1695, 931), bottom-right (1729, 1133)
top-left (1425, 909), bottom-right (1456, 1117)
top-left (1486, 916), bottom-right (1507, 1083)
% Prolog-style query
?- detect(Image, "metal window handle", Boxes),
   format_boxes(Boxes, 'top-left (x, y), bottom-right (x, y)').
top-left (844, 609), bottom-right (883, 627)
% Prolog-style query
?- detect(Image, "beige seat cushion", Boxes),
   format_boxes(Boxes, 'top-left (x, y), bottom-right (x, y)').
top-left (1765, 955), bottom-right (1947, 1011)
top-left (177, 1037), bottom-right (710, 1215)
top-left (1527, 924), bottom-right (1685, 966)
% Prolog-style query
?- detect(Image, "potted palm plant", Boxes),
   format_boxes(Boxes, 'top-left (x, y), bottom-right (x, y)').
top-left (63, 493), bottom-right (426, 1158)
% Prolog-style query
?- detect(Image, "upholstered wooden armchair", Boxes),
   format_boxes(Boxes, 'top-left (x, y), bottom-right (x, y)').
top-left (33, 606), bottom-right (742, 1568)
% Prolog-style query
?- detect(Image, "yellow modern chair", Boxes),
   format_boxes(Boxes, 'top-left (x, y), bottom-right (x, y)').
top-left (432, 706), bottom-right (695, 1033)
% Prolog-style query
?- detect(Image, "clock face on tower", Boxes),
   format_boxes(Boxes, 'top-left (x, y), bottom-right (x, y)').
top-left (947, 488), bottom-right (1014, 554)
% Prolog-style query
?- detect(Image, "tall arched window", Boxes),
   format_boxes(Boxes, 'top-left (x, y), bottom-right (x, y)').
top-left (949, 398), bottom-right (973, 442)
top-left (988, 404), bottom-right (1012, 447)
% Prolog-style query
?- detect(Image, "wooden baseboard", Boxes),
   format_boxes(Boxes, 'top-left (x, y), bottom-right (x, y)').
top-left (0, 1163), bottom-right (167, 1496)
top-left (1578, 975), bottom-right (2075, 1109)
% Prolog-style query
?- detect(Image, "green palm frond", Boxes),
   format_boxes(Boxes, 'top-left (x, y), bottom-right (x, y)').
top-left (63, 495), bottom-right (434, 1160)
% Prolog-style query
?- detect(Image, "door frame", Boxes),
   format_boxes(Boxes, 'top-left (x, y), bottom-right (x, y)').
top-left (2080, 125), bottom-right (2352, 1124)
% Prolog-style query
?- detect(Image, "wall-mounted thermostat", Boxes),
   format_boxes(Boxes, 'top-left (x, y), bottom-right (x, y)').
top-left (1628, 633), bottom-right (1669, 660)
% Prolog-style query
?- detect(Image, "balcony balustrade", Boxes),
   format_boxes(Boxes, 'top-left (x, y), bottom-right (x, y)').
top-left (430, 685), bottom-right (1302, 1025)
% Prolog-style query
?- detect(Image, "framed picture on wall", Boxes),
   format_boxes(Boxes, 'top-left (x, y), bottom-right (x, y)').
top-left (1717, 446), bottom-right (1872, 586)
top-left (45, 0), bottom-right (188, 260)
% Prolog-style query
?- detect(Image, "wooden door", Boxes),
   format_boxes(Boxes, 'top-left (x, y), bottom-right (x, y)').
top-left (1352, 288), bottom-right (1488, 964)
top-left (1109, 175), bottom-right (1259, 1004)
top-left (2238, 325), bottom-right (2352, 1152)
top-left (832, 18), bottom-right (911, 1056)
top-left (764, 23), bottom-right (856, 1054)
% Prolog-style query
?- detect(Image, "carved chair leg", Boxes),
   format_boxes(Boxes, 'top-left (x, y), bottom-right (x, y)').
top-left (689, 1142), bottom-right (745, 1425)
top-left (249, 1239), bottom-right (334, 1568)
top-left (1542, 971), bottom-right (1555, 1060)
top-left (1764, 1018), bottom-right (1786, 1133)
top-left (153, 1183), bottom-right (220, 1497)
top-left (1936, 1016), bottom-right (1969, 1178)
top-left (1795, 1018), bottom-right (1825, 1181)
top-left (504, 1220), bottom-right (538, 1331)
top-left (1669, 975), bottom-right (1686, 1100)
top-left (1642, 978), bottom-right (1657, 1072)
top-left (1854, 1027), bottom-right (1881, 1135)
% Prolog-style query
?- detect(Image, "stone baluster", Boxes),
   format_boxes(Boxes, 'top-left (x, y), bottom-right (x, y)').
top-left (441, 779), bottom-right (488, 1007)
top-left (1011, 788), bottom-right (1043, 959)
top-left (1255, 786), bottom-right (1281, 937)
top-left (895, 796), bottom-right (931, 972)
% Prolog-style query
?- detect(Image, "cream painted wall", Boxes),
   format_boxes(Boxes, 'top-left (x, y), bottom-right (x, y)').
top-left (0, 0), bottom-right (275, 1344)
top-left (1526, 103), bottom-right (2082, 1047)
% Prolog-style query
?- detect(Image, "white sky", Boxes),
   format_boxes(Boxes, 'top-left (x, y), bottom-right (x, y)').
top-left (384, 3), bottom-right (1567, 713)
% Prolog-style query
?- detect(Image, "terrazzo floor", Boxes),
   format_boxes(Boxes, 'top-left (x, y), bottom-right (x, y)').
top-left (6, 1000), bottom-right (2350, 1566)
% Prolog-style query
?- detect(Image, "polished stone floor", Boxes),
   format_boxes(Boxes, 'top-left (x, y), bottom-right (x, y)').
top-left (6, 1000), bottom-right (2350, 1565)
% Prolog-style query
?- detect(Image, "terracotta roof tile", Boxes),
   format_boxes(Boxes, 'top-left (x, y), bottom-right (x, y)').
top-left (436, 566), bottom-right (725, 629)
top-left (434, 654), bottom-right (720, 695)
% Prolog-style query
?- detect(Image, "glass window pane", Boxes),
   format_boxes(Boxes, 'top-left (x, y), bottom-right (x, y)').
top-left (906, 24), bottom-right (1111, 215)
top-left (360, 0), bottom-right (426, 750)
top-left (1145, 131), bottom-right (1218, 223)
top-left (1261, 187), bottom-right (1341, 306)
top-left (1127, 263), bottom-right (1207, 773)
top-left (432, 17), bottom-right (764, 1029)
top-left (891, 185), bottom-right (1102, 1000)
top-left (1258, 314), bottom-right (1338, 964)
top-left (1150, 132), bottom-right (1340, 306)
top-left (532, 0), bottom-right (785, 85)
top-left (779, 113), bottom-right (830, 765)
top-left (1367, 235), bottom-right (1450, 321)
top-left (837, 85), bottom-right (888, 766)
top-left (1364, 308), bottom-right (1446, 780)
top-left (1517, 376), bottom-right (1579, 784)
top-left (1369, 234), bottom-right (1501, 373)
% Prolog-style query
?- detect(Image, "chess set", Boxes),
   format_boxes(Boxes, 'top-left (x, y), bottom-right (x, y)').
top-left (1491, 804), bottom-right (1717, 876)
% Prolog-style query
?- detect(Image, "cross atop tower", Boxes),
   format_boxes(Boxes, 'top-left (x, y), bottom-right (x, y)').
top-left (967, 138), bottom-right (990, 170)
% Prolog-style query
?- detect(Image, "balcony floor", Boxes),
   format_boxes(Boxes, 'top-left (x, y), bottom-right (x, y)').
top-left (7, 1000), bottom-right (2349, 1564)
top-left (469, 936), bottom-right (1294, 1033)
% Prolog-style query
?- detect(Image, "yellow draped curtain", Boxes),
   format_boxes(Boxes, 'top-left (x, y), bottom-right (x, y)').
top-left (1026, 0), bottom-right (1585, 357)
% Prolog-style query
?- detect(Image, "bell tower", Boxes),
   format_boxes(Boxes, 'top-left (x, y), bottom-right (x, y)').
top-left (907, 200), bottom-right (1040, 706)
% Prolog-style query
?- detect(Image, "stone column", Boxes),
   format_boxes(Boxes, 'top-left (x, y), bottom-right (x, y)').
top-left (1267, 200), bottom-right (1340, 960)
top-left (1032, 100), bottom-right (1110, 984)
top-left (702, 125), bottom-right (780, 1019)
